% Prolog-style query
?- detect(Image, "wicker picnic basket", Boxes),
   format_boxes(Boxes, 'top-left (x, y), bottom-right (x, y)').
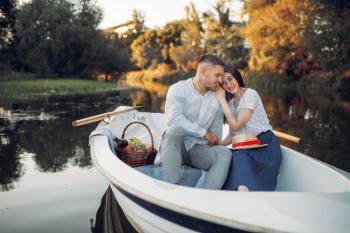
top-left (115, 121), bottom-right (157, 167)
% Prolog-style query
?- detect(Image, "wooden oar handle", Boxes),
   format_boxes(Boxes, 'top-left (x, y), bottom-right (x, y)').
top-left (272, 130), bottom-right (301, 143)
top-left (72, 106), bottom-right (143, 127)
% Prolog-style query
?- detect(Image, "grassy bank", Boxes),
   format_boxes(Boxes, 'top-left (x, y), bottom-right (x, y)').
top-left (0, 79), bottom-right (126, 100)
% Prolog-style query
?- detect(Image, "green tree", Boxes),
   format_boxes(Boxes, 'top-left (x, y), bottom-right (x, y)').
top-left (160, 20), bottom-right (185, 65)
top-left (105, 9), bottom-right (145, 72)
top-left (98, 33), bottom-right (133, 78)
top-left (170, 3), bottom-right (203, 72)
top-left (0, 0), bottom-right (18, 67)
top-left (303, 0), bottom-right (350, 75)
top-left (15, 0), bottom-right (105, 78)
top-left (204, 0), bottom-right (249, 68)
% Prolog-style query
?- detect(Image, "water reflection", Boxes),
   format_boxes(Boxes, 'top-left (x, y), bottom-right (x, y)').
top-left (91, 186), bottom-right (137, 233)
top-left (0, 151), bottom-right (108, 233)
top-left (0, 92), bottom-right (131, 191)
top-left (120, 74), bottom-right (189, 113)
top-left (260, 91), bottom-right (350, 171)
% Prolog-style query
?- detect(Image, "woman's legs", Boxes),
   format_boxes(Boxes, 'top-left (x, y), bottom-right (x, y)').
top-left (224, 131), bottom-right (282, 191)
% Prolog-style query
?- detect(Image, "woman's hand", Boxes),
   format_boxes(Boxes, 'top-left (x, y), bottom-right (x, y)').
top-left (214, 86), bottom-right (226, 102)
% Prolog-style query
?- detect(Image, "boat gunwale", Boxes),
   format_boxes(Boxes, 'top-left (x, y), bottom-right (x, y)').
top-left (90, 135), bottom-right (286, 233)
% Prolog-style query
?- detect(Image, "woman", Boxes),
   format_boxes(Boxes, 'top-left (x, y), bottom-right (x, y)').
top-left (215, 64), bottom-right (282, 191)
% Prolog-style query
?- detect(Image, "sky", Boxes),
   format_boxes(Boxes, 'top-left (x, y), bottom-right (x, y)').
top-left (19, 0), bottom-right (243, 29)
top-left (97, 0), bottom-right (243, 29)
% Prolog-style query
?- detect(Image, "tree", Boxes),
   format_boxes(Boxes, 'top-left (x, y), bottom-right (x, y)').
top-left (0, 0), bottom-right (18, 67)
top-left (102, 9), bottom-right (146, 72)
top-left (160, 20), bottom-right (185, 65)
top-left (170, 3), bottom-right (203, 72)
top-left (131, 20), bottom-right (187, 69)
top-left (15, 0), bottom-right (105, 78)
top-left (98, 33), bottom-right (133, 78)
top-left (203, 0), bottom-right (249, 69)
top-left (130, 29), bottom-right (164, 69)
top-left (119, 9), bottom-right (146, 46)
top-left (303, 0), bottom-right (350, 75)
top-left (242, 0), bottom-right (314, 78)
top-left (0, 0), bottom-right (17, 49)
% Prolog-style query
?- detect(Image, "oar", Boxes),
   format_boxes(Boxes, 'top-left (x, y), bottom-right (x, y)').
top-left (72, 105), bottom-right (144, 127)
top-left (272, 130), bottom-right (301, 143)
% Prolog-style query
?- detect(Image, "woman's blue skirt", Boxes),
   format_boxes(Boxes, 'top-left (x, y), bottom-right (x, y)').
top-left (223, 130), bottom-right (282, 191)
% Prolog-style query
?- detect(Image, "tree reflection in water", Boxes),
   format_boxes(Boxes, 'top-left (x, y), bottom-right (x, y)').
top-left (0, 117), bottom-right (23, 191)
top-left (0, 93), bottom-right (130, 191)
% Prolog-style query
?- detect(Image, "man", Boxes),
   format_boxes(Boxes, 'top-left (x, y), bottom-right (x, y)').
top-left (160, 54), bottom-right (232, 189)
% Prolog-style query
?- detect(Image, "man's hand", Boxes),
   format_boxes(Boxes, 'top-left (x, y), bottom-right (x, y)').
top-left (204, 131), bottom-right (219, 146)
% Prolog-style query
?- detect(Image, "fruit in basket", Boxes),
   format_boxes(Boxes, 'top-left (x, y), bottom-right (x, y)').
top-left (124, 145), bottom-right (134, 152)
top-left (128, 137), bottom-right (147, 150)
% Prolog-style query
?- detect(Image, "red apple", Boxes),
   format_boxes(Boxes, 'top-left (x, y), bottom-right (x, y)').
top-left (124, 145), bottom-right (134, 152)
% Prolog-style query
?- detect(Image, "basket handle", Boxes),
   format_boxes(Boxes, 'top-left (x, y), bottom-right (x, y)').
top-left (121, 121), bottom-right (154, 149)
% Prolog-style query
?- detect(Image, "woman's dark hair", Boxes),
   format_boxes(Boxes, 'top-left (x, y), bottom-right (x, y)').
top-left (222, 64), bottom-right (246, 122)
top-left (224, 64), bottom-right (245, 88)
top-left (221, 64), bottom-right (246, 103)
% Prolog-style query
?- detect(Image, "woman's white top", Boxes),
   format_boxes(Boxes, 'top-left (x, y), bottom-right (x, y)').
top-left (229, 88), bottom-right (272, 135)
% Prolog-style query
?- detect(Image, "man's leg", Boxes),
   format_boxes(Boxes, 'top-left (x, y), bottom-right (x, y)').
top-left (160, 126), bottom-right (186, 183)
top-left (188, 144), bottom-right (232, 189)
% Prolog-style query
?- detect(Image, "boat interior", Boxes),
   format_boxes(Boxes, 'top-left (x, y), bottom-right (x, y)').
top-left (109, 111), bottom-right (350, 193)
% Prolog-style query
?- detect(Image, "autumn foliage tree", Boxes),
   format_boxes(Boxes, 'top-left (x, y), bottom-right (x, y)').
top-left (131, 4), bottom-right (202, 72)
top-left (131, 29), bottom-right (164, 69)
top-left (242, 0), bottom-right (314, 78)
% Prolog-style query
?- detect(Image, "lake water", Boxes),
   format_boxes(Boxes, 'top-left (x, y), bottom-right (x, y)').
top-left (0, 78), bottom-right (349, 233)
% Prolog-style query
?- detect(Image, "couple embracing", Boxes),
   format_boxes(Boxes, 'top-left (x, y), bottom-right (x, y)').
top-left (159, 54), bottom-right (282, 191)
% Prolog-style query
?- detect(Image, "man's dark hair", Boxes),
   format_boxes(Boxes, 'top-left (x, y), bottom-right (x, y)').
top-left (198, 54), bottom-right (225, 67)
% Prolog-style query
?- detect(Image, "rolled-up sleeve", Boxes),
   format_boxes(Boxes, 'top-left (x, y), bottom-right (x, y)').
top-left (165, 85), bottom-right (206, 138)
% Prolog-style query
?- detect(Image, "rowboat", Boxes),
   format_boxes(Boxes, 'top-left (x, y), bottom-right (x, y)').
top-left (89, 106), bottom-right (350, 233)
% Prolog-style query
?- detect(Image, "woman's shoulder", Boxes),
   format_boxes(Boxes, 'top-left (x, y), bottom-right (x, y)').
top-left (246, 88), bottom-right (258, 94)
top-left (244, 88), bottom-right (260, 99)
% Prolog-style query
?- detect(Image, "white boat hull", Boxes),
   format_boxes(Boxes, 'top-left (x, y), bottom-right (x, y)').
top-left (90, 106), bottom-right (350, 233)
top-left (111, 186), bottom-right (198, 233)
